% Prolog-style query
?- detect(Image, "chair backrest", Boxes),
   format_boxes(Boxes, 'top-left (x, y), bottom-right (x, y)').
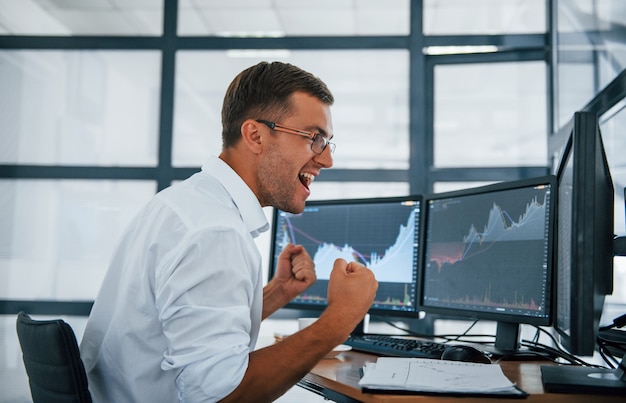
top-left (16, 311), bottom-right (92, 403)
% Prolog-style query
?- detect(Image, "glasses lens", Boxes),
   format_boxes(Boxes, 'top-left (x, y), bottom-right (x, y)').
top-left (311, 135), bottom-right (326, 154)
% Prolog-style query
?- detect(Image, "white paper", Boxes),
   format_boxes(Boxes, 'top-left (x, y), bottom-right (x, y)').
top-left (359, 357), bottom-right (521, 395)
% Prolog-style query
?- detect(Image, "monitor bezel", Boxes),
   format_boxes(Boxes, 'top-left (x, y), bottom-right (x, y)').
top-left (267, 194), bottom-right (424, 318)
top-left (552, 111), bottom-right (614, 356)
top-left (417, 175), bottom-right (557, 329)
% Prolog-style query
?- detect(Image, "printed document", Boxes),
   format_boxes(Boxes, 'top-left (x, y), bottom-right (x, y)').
top-left (359, 357), bottom-right (525, 396)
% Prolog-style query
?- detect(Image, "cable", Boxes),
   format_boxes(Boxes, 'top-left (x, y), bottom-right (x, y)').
top-left (448, 320), bottom-right (480, 341)
top-left (523, 325), bottom-right (611, 368)
top-left (374, 316), bottom-right (498, 345)
top-left (599, 312), bottom-right (626, 331)
top-left (372, 317), bottom-right (616, 369)
top-left (596, 331), bottom-right (626, 368)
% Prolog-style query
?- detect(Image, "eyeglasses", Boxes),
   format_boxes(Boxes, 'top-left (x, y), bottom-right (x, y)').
top-left (256, 119), bottom-right (335, 155)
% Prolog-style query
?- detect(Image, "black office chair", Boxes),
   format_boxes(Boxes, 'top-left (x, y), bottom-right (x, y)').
top-left (16, 311), bottom-right (92, 403)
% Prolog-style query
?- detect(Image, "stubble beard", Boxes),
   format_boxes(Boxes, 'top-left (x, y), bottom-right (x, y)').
top-left (256, 149), bottom-right (306, 214)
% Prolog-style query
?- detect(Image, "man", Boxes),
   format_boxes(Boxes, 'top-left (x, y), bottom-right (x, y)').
top-left (80, 61), bottom-right (378, 402)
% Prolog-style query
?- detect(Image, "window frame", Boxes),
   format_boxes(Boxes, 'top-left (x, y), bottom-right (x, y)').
top-left (0, 0), bottom-right (553, 316)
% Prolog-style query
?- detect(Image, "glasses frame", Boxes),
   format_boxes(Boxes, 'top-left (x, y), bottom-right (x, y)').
top-left (256, 119), bottom-right (335, 154)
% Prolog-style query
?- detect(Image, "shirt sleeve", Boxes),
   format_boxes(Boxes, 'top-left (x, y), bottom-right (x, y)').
top-left (154, 225), bottom-right (259, 402)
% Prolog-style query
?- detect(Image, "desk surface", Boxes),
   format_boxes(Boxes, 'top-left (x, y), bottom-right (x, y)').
top-left (300, 350), bottom-right (623, 402)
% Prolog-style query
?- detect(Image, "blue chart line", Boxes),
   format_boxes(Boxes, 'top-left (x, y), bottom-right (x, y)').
top-left (279, 210), bottom-right (416, 283)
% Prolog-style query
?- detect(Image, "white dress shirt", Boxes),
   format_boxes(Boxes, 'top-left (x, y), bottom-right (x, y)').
top-left (80, 156), bottom-right (269, 402)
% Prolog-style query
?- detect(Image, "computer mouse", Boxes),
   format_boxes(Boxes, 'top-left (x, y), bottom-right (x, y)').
top-left (441, 345), bottom-right (491, 364)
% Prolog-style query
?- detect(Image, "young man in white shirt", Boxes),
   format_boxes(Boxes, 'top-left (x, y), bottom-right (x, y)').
top-left (80, 61), bottom-right (378, 402)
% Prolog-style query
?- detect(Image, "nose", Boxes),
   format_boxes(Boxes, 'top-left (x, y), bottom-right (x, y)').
top-left (314, 145), bottom-right (333, 168)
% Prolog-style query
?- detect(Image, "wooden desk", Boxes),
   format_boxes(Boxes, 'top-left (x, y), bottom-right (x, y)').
top-left (298, 350), bottom-right (623, 402)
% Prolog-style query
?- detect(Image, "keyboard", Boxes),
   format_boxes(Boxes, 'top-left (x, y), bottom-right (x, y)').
top-left (344, 334), bottom-right (447, 359)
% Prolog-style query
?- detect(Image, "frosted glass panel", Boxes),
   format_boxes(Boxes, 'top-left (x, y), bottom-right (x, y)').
top-left (0, 50), bottom-right (161, 166)
top-left (0, 179), bottom-right (156, 300)
top-left (178, 0), bottom-right (409, 36)
top-left (0, 0), bottom-right (163, 35)
top-left (174, 50), bottom-right (409, 170)
top-left (557, 0), bottom-right (626, 32)
top-left (308, 182), bottom-right (410, 200)
top-left (434, 62), bottom-right (547, 167)
top-left (555, 0), bottom-right (626, 129)
top-left (433, 182), bottom-right (494, 194)
top-left (424, 0), bottom-right (546, 35)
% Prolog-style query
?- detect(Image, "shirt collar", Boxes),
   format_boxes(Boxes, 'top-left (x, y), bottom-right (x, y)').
top-left (201, 156), bottom-right (269, 238)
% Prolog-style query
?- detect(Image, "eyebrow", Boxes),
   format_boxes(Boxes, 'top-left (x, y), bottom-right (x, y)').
top-left (310, 126), bottom-right (332, 140)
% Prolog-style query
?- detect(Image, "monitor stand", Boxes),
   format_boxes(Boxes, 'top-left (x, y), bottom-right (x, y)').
top-left (541, 354), bottom-right (626, 395)
top-left (479, 322), bottom-right (556, 361)
top-left (494, 321), bottom-right (520, 352)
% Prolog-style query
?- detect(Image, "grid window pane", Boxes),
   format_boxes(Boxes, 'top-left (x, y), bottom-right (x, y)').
top-left (178, 0), bottom-right (409, 37)
top-left (434, 61), bottom-right (547, 167)
top-left (308, 181), bottom-right (410, 200)
top-left (555, 0), bottom-right (626, 129)
top-left (0, 0), bottom-right (163, 36)
top-left (424, 0), bottom-right (546, 35)
top-left (433, 181), bottom-right (495, 194)
top-left (557, 0), bottom-right (626, 33)
top-left (173, 50), bottom-right (409, 170)
top-left (0, 179), bottom-right (156, 300)
top-left (555, 63), bottom-right (596, 130)
top-left (0, 50), bottom-right (161, 166)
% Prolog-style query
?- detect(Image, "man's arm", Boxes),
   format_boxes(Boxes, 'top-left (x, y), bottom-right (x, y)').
top-left (221, 259), bottom-right (378, 402)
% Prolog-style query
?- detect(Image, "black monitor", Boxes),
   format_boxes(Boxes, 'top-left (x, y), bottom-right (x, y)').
top-left (268, 195), bottom-right (423, 319)
top-left (418, 176), bottom-right (556, 353)
top-left (552, 111), bottom-right (614, 356)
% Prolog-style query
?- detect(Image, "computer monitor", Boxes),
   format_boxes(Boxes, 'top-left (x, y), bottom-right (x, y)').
top-left (418, 176), bottom-right (556, 353)
top-left (268, 195), bottom-right (423, 319)
top-left (552, 111), bottom-right (614, 356)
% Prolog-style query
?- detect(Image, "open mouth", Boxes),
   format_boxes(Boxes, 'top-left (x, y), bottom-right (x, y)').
top-left (299, 172), bottom-right (314, 190)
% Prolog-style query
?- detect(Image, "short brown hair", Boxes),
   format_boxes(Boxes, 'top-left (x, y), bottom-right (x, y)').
top-left (221, 61), bottom-right (334, 148)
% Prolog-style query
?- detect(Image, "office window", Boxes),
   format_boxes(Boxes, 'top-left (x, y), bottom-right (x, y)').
top-left (433, 181), bottom-right (493, 194)
top-left (0, 50), bottom-right (161, 166)
top-left (555, 0), bottom-right (626, 129)
top-left (0, 179), bottom-right (156, 300)
top-left (173, 50), bottom-right (410, 170)
top-left (423, 0), bottom-right (546, 35)
top-left (434, 61), bottom-right (547, 167)
top-left (557, 0), bottom-right (625, 33)
top-left (178, 0), bottom-right (410, 36)
top-left (309, 182), bottom-right (410, 200)
top-left (555, 64), bottom-right (596, 130)
top-left (0, 0), bottom-right (163, 36)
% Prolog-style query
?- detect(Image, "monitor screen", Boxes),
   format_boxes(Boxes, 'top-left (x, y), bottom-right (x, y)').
top-left (419, 176), bottom-right (556, 352)
top-left (553, 111), bottom-right (614, 356)
top-left (268, 195), bottom-right (423, 317)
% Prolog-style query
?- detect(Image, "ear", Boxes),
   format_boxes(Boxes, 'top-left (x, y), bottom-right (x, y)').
top-left (240, 119), bottom-right (264, 154)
